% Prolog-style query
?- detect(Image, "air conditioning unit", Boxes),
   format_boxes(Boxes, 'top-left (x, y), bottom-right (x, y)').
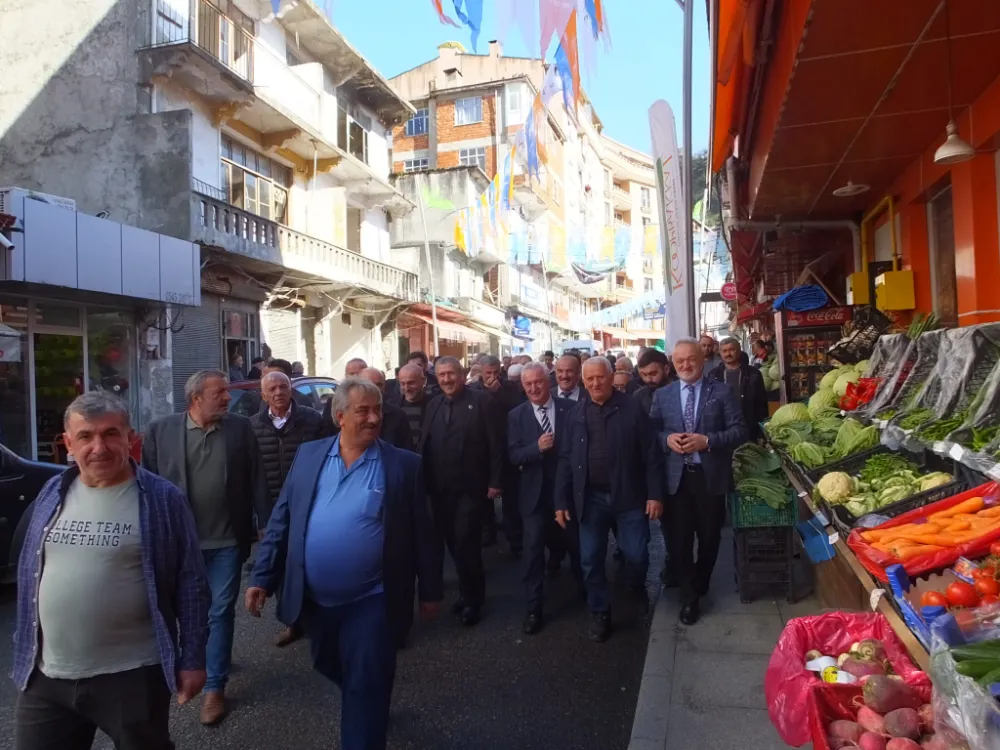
top-left (0, 187), bottom-right (76, 217)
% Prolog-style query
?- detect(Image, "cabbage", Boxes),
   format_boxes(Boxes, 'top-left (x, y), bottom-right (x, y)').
top-left (817, 471), bottom-right (853, 504)
top-left (832, 418), bottom-right (864, 457)
top-left (834, 370), bottom-right (860, 396)
top-left (771, 402), bottom-right (811, 426)
top-left (820, 368), bottom-right (845, 391)
top-left (808, 388), bottom-right (838, 416)
top-left (854, 359), bottom-right (871, 375)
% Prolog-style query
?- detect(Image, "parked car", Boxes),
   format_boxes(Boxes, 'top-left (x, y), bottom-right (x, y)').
top-left (227, 376), bottom-right (338, 418)
top-left (1, 443), bottom-right (65, 574)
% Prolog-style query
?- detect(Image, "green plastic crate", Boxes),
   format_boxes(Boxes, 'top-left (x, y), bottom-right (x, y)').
top-left (729, 489), bottom-right (798, 528)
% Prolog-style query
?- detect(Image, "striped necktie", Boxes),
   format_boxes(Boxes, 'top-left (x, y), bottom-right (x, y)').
top-left (683, 384), bottom-right (696, 466)
top-left (538, 405), bottom-right (552, 433)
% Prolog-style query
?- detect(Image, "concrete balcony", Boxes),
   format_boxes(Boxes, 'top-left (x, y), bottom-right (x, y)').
top-left (457, 297), bottom-right (506, 329)
top-left (612, 185), bottom-right (632, 210)
top-left (512, 175), bottom-right (548, 221)
top-left (139, 0), bottom-right (255, 106)
top-left (191, 185), bottom-right (418, 301)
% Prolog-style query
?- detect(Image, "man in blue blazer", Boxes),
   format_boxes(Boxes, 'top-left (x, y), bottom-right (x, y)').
top-left (650, 337), bottom-right (747, 626)
top-left (555, 357), bottom-right (664, 643)
top-left (246, 378), bottom-right (443, 750)
top-left (508, 362), bottom-right (581, 635)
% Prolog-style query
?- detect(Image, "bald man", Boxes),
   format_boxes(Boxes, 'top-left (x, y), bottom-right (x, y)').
top-left (344, 358), bottom-right (367, 378)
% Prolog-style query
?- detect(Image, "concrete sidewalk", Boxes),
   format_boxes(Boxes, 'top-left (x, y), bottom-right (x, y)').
top-left (629, 527), bottom-right (822, 750)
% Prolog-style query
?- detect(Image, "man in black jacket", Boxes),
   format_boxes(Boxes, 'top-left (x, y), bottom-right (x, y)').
top-left (418, 356), bottom-right (504, 626)
top-left (250, 371), bottom-right (328, 647)
top-left (709, 337), bottom-right (768, 442)
top-left (470, 355), bottom-right (525, 554)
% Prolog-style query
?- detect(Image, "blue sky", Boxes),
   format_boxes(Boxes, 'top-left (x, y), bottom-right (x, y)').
top-left (327, 0), bottom-right (711, 156)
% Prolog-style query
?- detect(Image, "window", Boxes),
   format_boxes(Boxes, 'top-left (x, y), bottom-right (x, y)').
top-left (644, 278), bottom-right (654, 292)
top-left (403, 158), bottom-right (429, 172)
top-left (405, 108), bottom-right (429, 136)
top-left (337, 101), bottom-right (371, 165)
top-left (459, 147), bottom-right (487, 171)
top-left (604, 169), bottom-right (611, 193)
top-left (455, 97), bottom-right (483, 125)
top-left (221, 135), bottom-right (291, 223)
top-left (286, 48), bottom-right (303, 67)
top-left (605, 202), bottom-right (611, 225)
top-left (507, 87), bottom-right (523, 121)
top-left (641, 186), bottom-right (651, 209)
top-left (642, 217), bottom-right (651, 227)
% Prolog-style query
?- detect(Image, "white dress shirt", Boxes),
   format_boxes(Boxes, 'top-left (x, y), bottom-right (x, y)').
top-left (555, 385), bottom-right (581, 401)
top-left (533, 398), bottom-right (556, 433)
top-left (269, 410), bottom-right (289, 429)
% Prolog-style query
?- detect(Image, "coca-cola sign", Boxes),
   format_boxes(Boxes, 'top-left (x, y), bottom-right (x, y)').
top-left (786, 307), bottom-right (853, 327)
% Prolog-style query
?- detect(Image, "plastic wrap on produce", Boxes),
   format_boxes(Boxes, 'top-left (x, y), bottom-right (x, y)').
top-left (929, 606), bottom-right (1000, 750)
top-left (881, 329), bottom-right (952, 450)
top-left (853, 333), bottom-right (913, 420)
top-left (906, 324), bottom-right (1000, 453)
top-left (940, 349), bottom-right (1000, 474)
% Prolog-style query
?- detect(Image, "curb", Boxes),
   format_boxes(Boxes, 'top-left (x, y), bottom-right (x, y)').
top-left (628, 587), bottom-right (676, 749)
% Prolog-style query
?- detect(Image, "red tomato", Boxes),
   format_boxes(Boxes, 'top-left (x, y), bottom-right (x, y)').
top-left (978, 564), bottom-right (998, 580)
top-left (920, 591), bottom-right (949, 608)
top-left (955, 610), bottom-right (978, 628)
top-left (980, 594), bottom-right (1000, 607)
top-left (947, 581), bottom-right (980, 608)
top-left (976, 578), bottom-right (1000, 597)
top-left (991, 541), bottom-right (1000, 558)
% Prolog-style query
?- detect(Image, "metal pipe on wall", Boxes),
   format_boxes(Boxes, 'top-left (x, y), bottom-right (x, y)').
top-left (682, 0), bottom-right (698, 332)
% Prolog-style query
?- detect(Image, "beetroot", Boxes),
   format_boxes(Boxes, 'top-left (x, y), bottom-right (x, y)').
top-left (843, 656), bottom-right (888, 678)
top-left (855, 639), bottom-right (889, 663)
top-left (886, 740), bottom-right (922, 750)
top-left (884, 707), bottom-right (920, 739)
top-left (829, 741), bottom-right (856, 750)
top-left (857, 705), bottom-right (887, 735)
top-left (863, 675), bottom-right (924, 714)
top-left (827, 719), bottom-right (864, 744)
top-left (859, 733), bottom-right (888, 750)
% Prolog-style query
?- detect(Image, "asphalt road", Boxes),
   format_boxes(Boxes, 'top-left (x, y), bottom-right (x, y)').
top-left (0, 529), bottom-right (661, 750)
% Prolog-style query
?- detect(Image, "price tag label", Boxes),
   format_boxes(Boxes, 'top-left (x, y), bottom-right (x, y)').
top-left (950, 444), bottom-right (966, 462)
top-left (798, 491), bottom-right (808, 499)
top-left (828, 532), bottom-right (840, 546)
top-left (815, 510), bottom-right (829, 526)
top-left (988, 464), bottom-right (1000, 482)
top-left (932, 441), bottom-right (947, 455)
top-left (870, 588), bottom-right (885, 611)
top-left (840, 410), bottom-right (847, 417)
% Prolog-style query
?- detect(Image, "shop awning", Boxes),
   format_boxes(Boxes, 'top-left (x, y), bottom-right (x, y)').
top-left (401, 312), bottom-right (488, 345)
top-left (468, 321), bottom-right (513, 344)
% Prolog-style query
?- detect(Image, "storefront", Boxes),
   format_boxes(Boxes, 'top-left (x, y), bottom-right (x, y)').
top-left (396, 304), bottom-right (488, 364)
top-left (0, 296), bottom-right (140, 462)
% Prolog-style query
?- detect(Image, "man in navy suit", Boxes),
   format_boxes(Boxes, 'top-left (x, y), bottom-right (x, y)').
top-left (246, 378), bottom-right (443, 750)
top-left (508, 362), bottom-right (581, 635)
top-left (555, 357), bottom-right (664, 643)
top-left (650, 338), bottom-right (747, 626)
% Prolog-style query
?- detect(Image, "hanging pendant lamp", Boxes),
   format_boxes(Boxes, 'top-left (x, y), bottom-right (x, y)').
top-left (934, 0), bottom-right (974, 165)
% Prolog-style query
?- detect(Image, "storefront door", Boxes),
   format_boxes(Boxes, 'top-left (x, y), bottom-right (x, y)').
top-left (33, 332), bottom-right (84, 463)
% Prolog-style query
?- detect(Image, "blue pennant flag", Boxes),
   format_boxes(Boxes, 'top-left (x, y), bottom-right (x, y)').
top-left (554, 41), bottom-right (574, 115)
top-left (452, 0), bottom-right (483, 51)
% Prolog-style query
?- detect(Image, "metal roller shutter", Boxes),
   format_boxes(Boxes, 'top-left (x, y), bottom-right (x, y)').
top-left (262, 306), bottom-right (299, 363)
top-left (172, 294), bottom-right (222, 411)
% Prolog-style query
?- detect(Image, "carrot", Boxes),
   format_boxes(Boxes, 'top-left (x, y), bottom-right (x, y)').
top-left (929, 497), bottom-right (986, 520)
top-left (978, 506), bottom-right (1000, 518)
top-left (942, 521), bottom-right (972, 532)
top-left (878, 525), bottom-right (944, 543)
top-left (891, 545), bottom-right (944, 561)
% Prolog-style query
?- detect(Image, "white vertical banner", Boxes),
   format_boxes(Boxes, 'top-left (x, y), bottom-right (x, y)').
top-left (649, 100), bottom-right (693, 350)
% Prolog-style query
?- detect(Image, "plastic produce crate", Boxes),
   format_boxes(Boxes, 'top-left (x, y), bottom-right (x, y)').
top-left (817, 447), bottom-right (968, 535)
top-left (733, 526), bottom-right (795, 603)
top-left (729, 489), bottom-right (797, 528)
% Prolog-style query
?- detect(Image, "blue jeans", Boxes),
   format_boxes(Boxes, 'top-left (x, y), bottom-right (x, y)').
top-left (301, 593), bottom-right (396, 750)
top-left (579, 490), bottom-right (650, 613)
top-left (202, 545), bottom-right (243, 693)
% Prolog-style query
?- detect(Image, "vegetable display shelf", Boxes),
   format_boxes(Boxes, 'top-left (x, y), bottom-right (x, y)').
top-left (729, 489), bottom-right (798, 528)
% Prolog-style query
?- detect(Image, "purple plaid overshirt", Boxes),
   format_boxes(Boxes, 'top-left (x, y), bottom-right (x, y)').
top-left (11, 462), bottom-right (210, 693)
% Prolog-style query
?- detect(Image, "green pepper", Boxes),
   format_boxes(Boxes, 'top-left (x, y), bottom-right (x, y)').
top-left (978, 666), bottom-right (1000, 687)
top-left (951, 641), bottom-right (1000, 662)
top-left (955, 659), bottom-right (1000, 678)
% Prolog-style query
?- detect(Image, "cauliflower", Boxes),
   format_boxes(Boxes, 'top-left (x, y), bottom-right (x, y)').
top-left (817, 471), bottom-right (854, 504)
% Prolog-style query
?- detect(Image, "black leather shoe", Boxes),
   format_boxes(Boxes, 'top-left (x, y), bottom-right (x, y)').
top-left (679, 600), bottom-right (701, 626)
top-left (522, 611), bottom-right (544, 635)
top-left (589, 611), bottom-right (611, 642)
top-left (451, 598), bottom-right (467, 615)
top-left (460, 606), bottom-right (481, 627)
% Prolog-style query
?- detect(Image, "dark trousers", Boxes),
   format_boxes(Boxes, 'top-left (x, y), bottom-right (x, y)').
top-left (15, 665), bottom-right (172, 750)
top-left (669, 467), bottom-right (726, 604)
top-left (501, 469), bottom-right (523, 551)
top-left (432, 490), bottom-right (486, 607)
top-left (522, 505), bottom-right (582, 612)
top-left (578, 490), bottom-right (650, 613)
top-left (301, 593), bottom-right (396, 750)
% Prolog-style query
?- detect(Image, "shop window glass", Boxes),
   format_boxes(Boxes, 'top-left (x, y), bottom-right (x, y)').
top-left (35, 303), bottom-right (81, 329)
top-left (87, 311), bottom-right (134, 408)
top-left (34, 333), bottom-right (84, 464)
top-left (0, 300), bottom-right (30, 458)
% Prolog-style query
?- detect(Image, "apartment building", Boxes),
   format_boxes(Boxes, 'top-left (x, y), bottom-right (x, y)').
top-left (388, 41), bottom-right (630, 357)
top-left (1, 0), bottom-right (418, 426)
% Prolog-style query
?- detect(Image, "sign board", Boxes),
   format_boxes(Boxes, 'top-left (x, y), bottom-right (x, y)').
top-left (785, 307), bottom-right (853, 328)
top-left (643, 303), bottom-right (666, 320)
top-left (0, 333), bottom-right (20, 362)
top-left (721, 282), bottom-right (738, 301)
top-left (513, 316), bottom-right (532, 338)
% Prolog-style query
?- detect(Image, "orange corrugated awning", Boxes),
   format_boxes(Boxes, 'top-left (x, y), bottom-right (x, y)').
top-left (710, 0), bottom-right (759, 174)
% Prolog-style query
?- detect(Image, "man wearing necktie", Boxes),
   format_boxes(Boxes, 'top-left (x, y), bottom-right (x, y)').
top-left (508, 363), bottom-right (581, 634)
top-left (551, 354), bottom-right (588, 403)
top-left (417, 357), bottom-right (504, 626)
top-left (650, 338), bottom-right (746, 626)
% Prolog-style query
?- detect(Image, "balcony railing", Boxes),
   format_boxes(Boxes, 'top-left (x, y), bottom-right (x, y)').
top-left (152, 0), bottom-right (254, 82)
top-left (193, 187), bottom-right (418, 301)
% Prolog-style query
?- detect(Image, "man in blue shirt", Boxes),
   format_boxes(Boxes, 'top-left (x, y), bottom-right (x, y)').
top-left (246, 378), bottom-right (442, 750)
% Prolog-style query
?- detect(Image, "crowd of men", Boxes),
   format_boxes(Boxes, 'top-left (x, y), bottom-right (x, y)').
top-left (11, 333), bottom-right (770, 750)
